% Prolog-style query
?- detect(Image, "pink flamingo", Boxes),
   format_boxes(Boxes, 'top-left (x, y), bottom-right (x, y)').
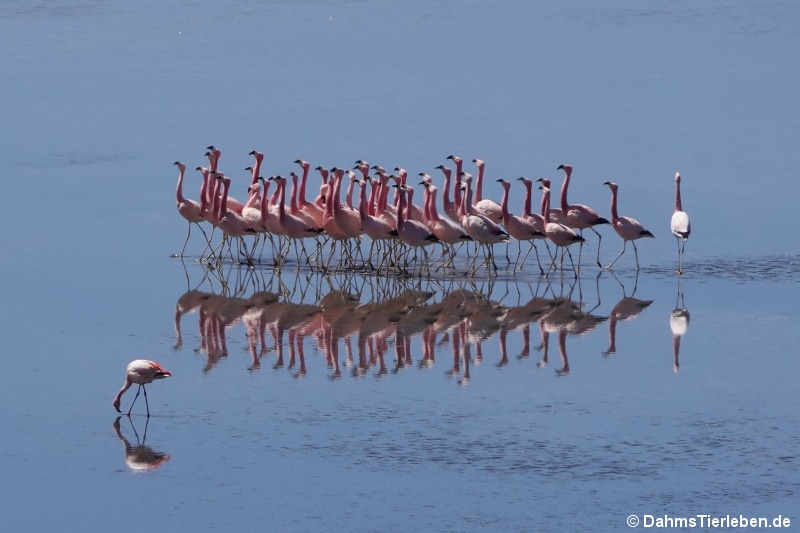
top-left (557, 164), bottom-right (609, 267)
top-left (534, 178), bottom-right (568, 225)
top-left (394, 184), bottom-right (439, 272)
top-left (293, 160), bottom-right (325, 227)
top-left (356, 178), bottom-right (397, 270)
top-left (270, 176), bottom-right (321, 264)
top-left (472, 158), bottom-right (503, 223)
top-left (174, 161), bottom-right (209, 257)
top-left (215, 174), bottom-right (257, 261)
top-left (113, 360), bottom-right (172, 417)
top-left (497, 178), bottom-right (546, 273)
top-left (206, 146), bottom-right (244, 215)
top-left (670, 172), bottom-right (691, 274)
top-left (459, 173), bottom-right (509, 274)
top-left (446, 155), bottom-right (465, 219)
top-left (435, 164), bottom-right (460, 223)
top-left (539, 184), bottom-right (586, 276)
top-left (288, 172), bottom-right (323, 229)
top-left (603, 181), bottom-right (654, 270)
top-left (419, 178), bottom-right (472, 245)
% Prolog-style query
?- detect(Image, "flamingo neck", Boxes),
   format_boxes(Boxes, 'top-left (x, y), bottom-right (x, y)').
top-left (454, 162), bottom-right (463, 206)
top-left (217, 179), bottom-right (230, 220)
top-left (499, 183), bottom-right (510, 219)
top-left (290, 176), bottom-right (300, 213)
top-left (522, 181), bottom-right (533, 218)
top-left (475, 164), bottom-right (484, 202)
top-left (609, 187), bottom-right (619, 223)
top-left (675, 179), bottom-right (683, 212)
top-left (396, 190), bottom-right (406, 225)
top-left (251, 156), bottom-right (262, 187)
top-left (543, 190), bottom-right (551, 222)
top-left (358, 184), bottom-right (369, 222)
top-left (429, 188), bottom-right (441, 222)
top-left (345, 176), bottom-right (356, 209)
top-left (442, 170), bottom-right (452, 207)
top-left (278, 179), bottom-right (287, 219)
top-left (260, 182), bottom-right (271, 218)
top-left (405, 188), bottom-right (415, 220)
top-left (299, 166), bottom-right (309, 206)
top-left (559, 167), bottom-right (571, 211)
top-left (368, 181), bottom-right (379, 216)
top-left (176, 166), bottom-right (186, 204)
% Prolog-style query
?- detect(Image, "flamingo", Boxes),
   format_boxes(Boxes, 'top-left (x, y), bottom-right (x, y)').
top-left (670, 172), bottom-right (691, 275)
top-left (459, 173), bottom-right (509, 274)
top-left (496, 178), bottom-right (546, 273)
top-left (356, 178), bottom-right (397, 270)
top-left (435, 164), bottom-right (460, 223)
top-left (419, 178), bottom-right (472, 244)
top-left (113, 360), bottom-right (172, 417)
top-left (603, 181), bottom-right (655, 270)
top-left (394, 184), bottom-right (439, 273)
top-left (446, 155), bottom-right (465, 219)
top-left (539, 185), bottom-right (586, 276)
top-left (557, 164), bottom-right (609, 268)
top-left (472, 158), bottom-right (503, 223)
top-left (215, 174), bottom-right (257, 262)
top-left (206, 146), bottom-right (244, 215)
top-left (174, 161), bottom-right (209, 257)
top-left (269, 176), bottom-right (322, 264)
top-left (293, 160), bottom-right (325, 227)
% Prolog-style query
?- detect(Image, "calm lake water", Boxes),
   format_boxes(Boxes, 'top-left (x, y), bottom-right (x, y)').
top-left (2, 1), bottom-right (799, 531)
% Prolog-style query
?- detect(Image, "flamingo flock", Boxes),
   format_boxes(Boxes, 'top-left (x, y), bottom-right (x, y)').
top-left (174, 146), bottom-right (691, 276)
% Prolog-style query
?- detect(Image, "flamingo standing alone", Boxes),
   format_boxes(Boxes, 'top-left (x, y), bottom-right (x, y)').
top-left (113, 360), bottom-right (172, 417)
top-left (557, 164), bottom-right (609, 268)
top-left (174, 161), bottom-right (208, 257)
top-left (670, 172), bottom-right (691, 275)
top-left (603, 181), bottom-right (654, 270)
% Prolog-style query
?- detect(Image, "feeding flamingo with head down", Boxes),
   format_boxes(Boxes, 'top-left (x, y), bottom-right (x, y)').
top-left (113, 360), bottom-right (172, 417)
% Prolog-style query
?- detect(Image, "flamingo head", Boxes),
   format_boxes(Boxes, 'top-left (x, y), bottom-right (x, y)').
top-left (557, 164), bottom-right (572, 174)
top-left (603, 181), bottom-right (618, 192)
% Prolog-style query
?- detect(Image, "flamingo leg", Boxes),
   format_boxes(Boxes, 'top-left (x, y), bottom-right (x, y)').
top-left (126, 385), bottom-right (142, 416)
top-left (587, 226), bottom-right (602, 268)
top-left (180, 222), bottom-right (192, 257)
top-left (605, 240), bottom-right (628, 270)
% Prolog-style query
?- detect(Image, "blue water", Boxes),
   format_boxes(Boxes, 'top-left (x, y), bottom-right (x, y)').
top-left (1, 1), bottom-right (799, 531)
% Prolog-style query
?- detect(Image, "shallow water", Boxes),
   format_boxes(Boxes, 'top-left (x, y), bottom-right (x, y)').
top-left (2, 1), bottom-right (799, 531)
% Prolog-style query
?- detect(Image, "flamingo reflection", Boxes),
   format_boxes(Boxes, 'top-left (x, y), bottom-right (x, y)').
top-left (602, 272), bottom-right (653, 357)
top-left (113, 416), bottom-right (170, 473)
top-left (169, 265), bottom-right (679, 380)
top-left (670, 277), bottom-right (690, 372)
